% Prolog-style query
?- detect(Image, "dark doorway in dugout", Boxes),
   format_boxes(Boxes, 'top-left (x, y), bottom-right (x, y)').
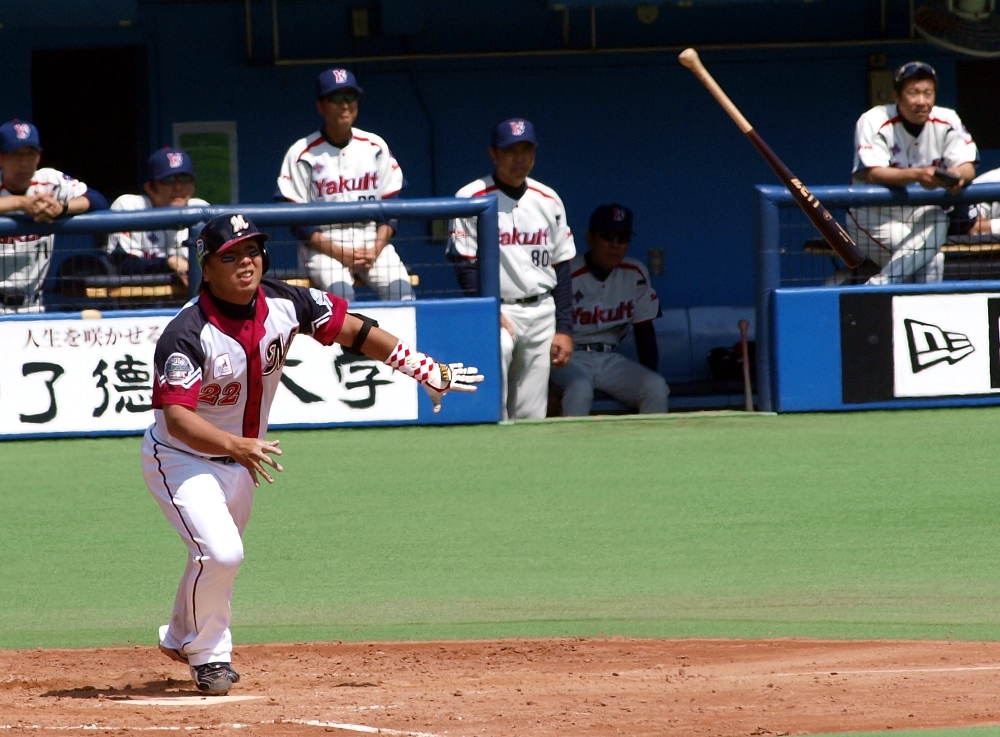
top-left (31, 46), bottom-right (148, 203)
top-left (957, 59), bottom-right (1000, 150)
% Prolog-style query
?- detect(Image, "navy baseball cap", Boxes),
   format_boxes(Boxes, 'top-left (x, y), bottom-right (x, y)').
top-left (195, 213), bottom-right (270, 268)
top-left (589, 204), bottom-right (634, 233)
top-left (893, 61), bottom-right (937, 91)
top-left (147, 147), bottom-right (195, 182)
top-left (0, 120), bottom-right (41, 152)
top-left (316, 68), bottom-right (363, 99)
top-left (491, 118), bottom-right (537, 149)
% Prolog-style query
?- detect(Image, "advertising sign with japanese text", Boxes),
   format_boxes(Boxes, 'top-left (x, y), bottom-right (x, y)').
top-left (0, 307), bottom-right (416, 437)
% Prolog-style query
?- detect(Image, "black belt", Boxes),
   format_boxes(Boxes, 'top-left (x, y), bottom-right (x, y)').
top-left (502, 291), bottom-right (551, 305)
top-left (209, 456), bottom-right (237, 464)
top-left (575, 343), bottom-right (616, 352)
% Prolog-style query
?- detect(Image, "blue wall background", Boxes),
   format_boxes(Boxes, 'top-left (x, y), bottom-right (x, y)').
top-left (2, 0), bottom-right (997, 310)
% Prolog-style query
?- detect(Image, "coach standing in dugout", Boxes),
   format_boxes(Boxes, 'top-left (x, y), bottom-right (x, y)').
top-left (447, 119), bottom-right (576, 420)
top-left (276, 68), bottom-right (415, 302)
top-left (847, 61), bottom-right (978, 284)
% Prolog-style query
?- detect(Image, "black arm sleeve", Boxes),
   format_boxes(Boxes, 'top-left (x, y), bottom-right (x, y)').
top-left (633, 320), bottom-right (660, 371)
top-left (553, 260), bottom-right (573, 335)
top-left (451, 257), bottom-right (480, 297)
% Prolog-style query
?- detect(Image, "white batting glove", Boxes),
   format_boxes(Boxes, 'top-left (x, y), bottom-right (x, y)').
top-left (422, 362), bottom-right (484, 413)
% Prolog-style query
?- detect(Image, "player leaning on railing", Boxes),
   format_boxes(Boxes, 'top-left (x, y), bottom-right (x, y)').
top-left (141, 213), bottom-right (482, 695)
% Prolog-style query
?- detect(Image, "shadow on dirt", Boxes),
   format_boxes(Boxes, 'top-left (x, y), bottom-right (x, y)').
top-left (43, 678), bottom-right (198, 699)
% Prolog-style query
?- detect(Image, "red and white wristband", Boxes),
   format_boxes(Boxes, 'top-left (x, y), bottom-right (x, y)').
top-left (384, 340), bottom-right (451, 388)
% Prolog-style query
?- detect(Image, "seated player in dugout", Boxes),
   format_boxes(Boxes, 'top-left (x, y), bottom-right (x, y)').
top-left (276, 68), bottom-right (415, 302)
top-left (107, 147), bottom-right (208, 288)
top-left (144, 213), bottom-right (481, 696)
top-left (0, 119), bottom-right (108, 312)
top-left (550, 205), bottom-right (668, 416)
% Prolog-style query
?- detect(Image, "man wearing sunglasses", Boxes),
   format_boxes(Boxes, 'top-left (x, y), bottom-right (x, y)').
top-left (848, 61), bottom-right (978, 284)
top-left (107, 147), bottom-right (208, 288)
top-left (0, 119), bottom-right (107, 312)
top-left (550, 205), bottom-right (667, 416)
top-left (276, 68), bottom-right (414, 302)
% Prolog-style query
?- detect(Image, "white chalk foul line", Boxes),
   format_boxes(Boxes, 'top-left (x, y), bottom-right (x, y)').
top-left (0, 720), bottom-right (442, 736)
top-left (761, 664), bottom-right (1000, 678)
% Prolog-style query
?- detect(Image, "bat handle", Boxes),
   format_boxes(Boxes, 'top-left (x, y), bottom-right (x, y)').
top-left (738, 319), bottom-right (752, 412)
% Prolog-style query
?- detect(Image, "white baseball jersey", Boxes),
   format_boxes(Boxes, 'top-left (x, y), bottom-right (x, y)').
top-left (107, 194), bottom-right (210, 259)
top-left (448, 175), bottom-right (576, 301)
top-left (276, 127), bottom-right (403, 249)
top-left (569, 255), bottom-right (659, 346)
top-left (0, 168), bottom-right (89, 302)
top-left (151, 279), bottom-right (348, 456)
top-left (852, 104), bottom-right (978, 182)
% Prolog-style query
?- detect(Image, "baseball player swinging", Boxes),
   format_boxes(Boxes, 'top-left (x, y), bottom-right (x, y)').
top-left (143, 213), bottom-right (481, 695)
top-left (447, 118), bottom-right (575, 420)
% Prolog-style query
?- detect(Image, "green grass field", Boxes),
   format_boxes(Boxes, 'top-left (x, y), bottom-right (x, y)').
top-left (3, 408), bottom-right (1000, 651)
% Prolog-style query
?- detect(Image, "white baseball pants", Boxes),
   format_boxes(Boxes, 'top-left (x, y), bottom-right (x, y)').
top-left (847, 205), bottom-right (948, 284)
top-left (142, 430), bottom-right (254, 666)
top-left (551, 350), bottom-right (669, 416)
top-left (302, 243), bottom-right (415, 301)
top-left (500, 297), bottom-right (556, 420)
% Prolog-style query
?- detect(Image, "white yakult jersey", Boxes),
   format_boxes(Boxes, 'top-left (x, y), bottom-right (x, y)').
top-left (569, 254), bottom-right (659, 346)
top-left (0, 168), bottom-right (89, 297)
top-left (277, 127), bottom-right (403, 249)
top-left (151, 279), bottom-right (348, 457)
top-left (107, 194), bottom-right (210, 260)
top-left (448, 175), bottom-right (576, 300)
top-left (852, 104), bottom-right (978, 182)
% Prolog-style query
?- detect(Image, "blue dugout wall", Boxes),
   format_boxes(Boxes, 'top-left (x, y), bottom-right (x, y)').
top-left (0, 200), bottom-right (502, 438)
top-left (757, 183), bottom-right (1000, 413)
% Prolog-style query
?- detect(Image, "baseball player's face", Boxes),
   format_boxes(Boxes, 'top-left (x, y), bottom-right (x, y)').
top-left (586, 229), bottom-right (631, 271)
top-left (317, 91), bottom-right (359, 140)
top-left (489, 142), bottom-right (536, 187)
top-left (144, 176), bottom-right (196, 208)
top-left (202, 239), bottom-right (264, 305)
top-left (894, 79), bottom-right (936, 125)
top-left (0, 147), bottom-right (41, 193)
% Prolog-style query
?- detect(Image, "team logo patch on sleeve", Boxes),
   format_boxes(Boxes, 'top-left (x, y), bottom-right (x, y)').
top-left (309, 287), bottom-right (332, 309)
top-left (165, 353), bottom-right (195, 383)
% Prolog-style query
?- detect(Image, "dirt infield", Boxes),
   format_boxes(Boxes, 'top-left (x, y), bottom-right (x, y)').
top-left (4, 638), bottom-right (1000, 736)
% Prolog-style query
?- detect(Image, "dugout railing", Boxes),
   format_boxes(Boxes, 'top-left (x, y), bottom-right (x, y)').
top-left (756, 181), bottom-right (1000, 413)
top-left (0, 197), bottom-right (500, 312)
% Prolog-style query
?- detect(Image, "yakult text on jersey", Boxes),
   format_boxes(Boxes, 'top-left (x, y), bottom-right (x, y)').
top-left (312, 171), bottom-right (379, 197)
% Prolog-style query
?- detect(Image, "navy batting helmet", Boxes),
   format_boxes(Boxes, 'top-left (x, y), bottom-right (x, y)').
top-left (195, 213), bottom-right (270, 274)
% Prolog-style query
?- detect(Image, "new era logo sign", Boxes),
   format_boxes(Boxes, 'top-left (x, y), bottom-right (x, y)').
top-left (905, 318), bottom-right (974, 372)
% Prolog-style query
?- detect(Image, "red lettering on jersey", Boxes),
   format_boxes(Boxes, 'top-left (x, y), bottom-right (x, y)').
top-left (571, 300), bottom-right (636, 326)
top-left (499, 227), bottom-right (550, 246)
top-left (199, 383), bottom-right (221, 405)
top-left (218, 382), bottom-right (242, 406)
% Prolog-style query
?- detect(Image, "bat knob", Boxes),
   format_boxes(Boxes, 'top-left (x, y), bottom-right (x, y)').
top-left (678, 48), bottom-right (700, 69)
